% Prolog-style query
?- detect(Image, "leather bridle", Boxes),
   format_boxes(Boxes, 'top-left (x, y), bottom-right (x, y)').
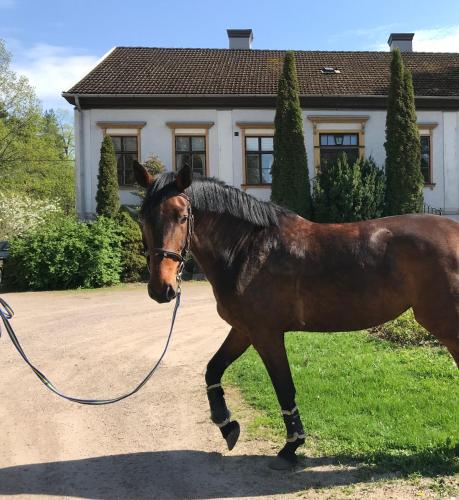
top-left (144, 193), bottom-right (194, 283)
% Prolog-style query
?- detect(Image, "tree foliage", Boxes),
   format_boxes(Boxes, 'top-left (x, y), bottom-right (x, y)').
top-left (271, 51), bottom-right (311, 218)
top-left (96, 135), bottom-right (119, 217)
top-left (143, 153), bottom-right (166, 177)
top-left (384, 49), bottom-right (423, 215)
top-left (0, 39), bottom-right (75, 213)
top-left (0, 191), bottom-right (63, 240)
top-left (313, 155), bottom-right (385, 223)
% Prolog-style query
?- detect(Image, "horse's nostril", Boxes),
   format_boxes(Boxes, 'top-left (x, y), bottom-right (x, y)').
top-left (165, 285), bottom-right (176, 301)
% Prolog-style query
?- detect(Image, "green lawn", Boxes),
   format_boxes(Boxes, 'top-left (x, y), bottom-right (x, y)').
top-left (225, 332), bottom-right (459, 475)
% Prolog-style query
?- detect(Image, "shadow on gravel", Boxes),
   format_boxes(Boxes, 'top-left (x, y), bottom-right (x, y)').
top-left (0, 448), bottom-right (457, 499)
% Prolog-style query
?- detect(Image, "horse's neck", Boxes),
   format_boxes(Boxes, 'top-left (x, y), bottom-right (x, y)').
top-left (190, 211), bottom-right (224, 278)
top-left (190, 210), bottom-right (248, 282)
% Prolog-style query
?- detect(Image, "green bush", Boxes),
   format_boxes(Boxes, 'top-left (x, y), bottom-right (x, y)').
top-left (86, 217), bottom-right (122, 287)
top-left (360, 157), bottom-right (386, 220)
top-left (312, 155), bottom-right (385, 223)
top-left (369, 309), bottom-right (438, 346)
top-left (116, 210), bottom-right (146, 282)
top-left (5, 215), bottom-right (121, 290)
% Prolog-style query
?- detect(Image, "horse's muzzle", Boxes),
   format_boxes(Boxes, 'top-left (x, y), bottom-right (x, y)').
top-left (148, 283), bottom-right (177, 303)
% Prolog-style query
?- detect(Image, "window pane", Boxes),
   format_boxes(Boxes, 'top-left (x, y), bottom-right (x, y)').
top-left (350, 134), bottom-right (358, 146)
top-left (192, 153), bottom-right (205, 176)
top-left (342, 135), bottom-right (351, 146)
top-left (421, 159), bottom-right (430, 183)
top-left (176, 153), bottom-right (191, 170)
top-left (420, 136), bottom-right (431, 183)
top-left (261, 170), bottom-right (272, 183)
top-left (191, 136), bottom-right (205, 151)
top-left (261, 153), bottom-right (273, 183)
top-left (261, 137), bottom-right (273, 151)
top-left (111, 136), bottom-right (122, 152)
top-left (421, 136), bottom-right (430, 155)
top-left (123, 153), bottom-right (137, 185)
top-left (246, 137), bottom-right (259, 151)
top-left (343, 149), bottom-right (359, 164)
top-left (122, 136), bottom-right (137, 152)
top-left (246, 154), bottom-right (260, 184)
top-left (320, 135), bottom-right (328, 146)
top-left (320, 148), bottom-right (359, 166)
top-left (176, 136), bottom-right (190, 152)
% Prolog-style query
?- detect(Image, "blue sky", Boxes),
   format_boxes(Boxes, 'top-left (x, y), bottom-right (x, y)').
top-left (2, 0), bottom-right (459, 111)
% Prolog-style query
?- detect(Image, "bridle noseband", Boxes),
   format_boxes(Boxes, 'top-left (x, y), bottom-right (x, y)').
top-left (144, 193), bottom-right (194, 284)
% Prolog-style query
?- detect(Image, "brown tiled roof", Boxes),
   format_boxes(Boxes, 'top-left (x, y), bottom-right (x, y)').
top-left (66, 47), bottom-right (459, 98)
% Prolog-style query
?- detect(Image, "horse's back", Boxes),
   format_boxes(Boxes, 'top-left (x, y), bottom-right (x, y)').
top-left (266, 213), bottom-right (459, 332)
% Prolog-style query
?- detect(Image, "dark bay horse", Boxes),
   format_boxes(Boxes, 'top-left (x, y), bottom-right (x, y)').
top-left (133, 161), bottom-right (459, 469)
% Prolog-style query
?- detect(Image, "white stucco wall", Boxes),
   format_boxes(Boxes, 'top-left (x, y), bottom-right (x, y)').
top-left (75, 106), bottom-right (454, 217)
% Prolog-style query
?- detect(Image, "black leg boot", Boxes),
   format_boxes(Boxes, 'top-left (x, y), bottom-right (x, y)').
top-left (270, 405), bottom-right (306, 470)
top-left (207, 384), bottom-right (240, 450)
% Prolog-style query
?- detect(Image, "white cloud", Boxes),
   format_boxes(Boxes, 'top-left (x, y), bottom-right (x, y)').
top-left (373, 25), bottom-right (459, 52)
top-left (340, 24), bottom-right (400, 40)
top-left (12, 43), bottom-right (101, 110)
top-left (414, 26), bottom-right (459, 52)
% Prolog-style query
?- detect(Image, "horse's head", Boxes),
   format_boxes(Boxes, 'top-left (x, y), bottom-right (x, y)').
top-left (134, 161), bottom-right (193, 303)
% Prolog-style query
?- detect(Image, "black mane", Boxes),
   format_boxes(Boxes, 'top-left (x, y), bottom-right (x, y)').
top-left (141, 172), bottom-right (287, 227)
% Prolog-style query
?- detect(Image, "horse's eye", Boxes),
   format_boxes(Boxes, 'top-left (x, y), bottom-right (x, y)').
top-left (179, 215), bottom-right (188, 223)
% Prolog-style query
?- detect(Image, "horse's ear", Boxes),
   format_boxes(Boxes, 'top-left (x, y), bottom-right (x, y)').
top-left (133, 160), bottom-right (154, 189)
top-left (175, 163), bottom-right (192, 192)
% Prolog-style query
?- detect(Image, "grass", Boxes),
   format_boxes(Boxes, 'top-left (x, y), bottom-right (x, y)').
top-left (225, 331), bottom-right (459, 475)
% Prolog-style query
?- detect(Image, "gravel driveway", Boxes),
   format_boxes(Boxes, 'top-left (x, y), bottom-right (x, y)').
top-left (0, 283), bottom-right (455, 499)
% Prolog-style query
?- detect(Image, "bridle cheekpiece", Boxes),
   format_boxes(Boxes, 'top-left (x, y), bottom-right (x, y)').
top-left (144, 193), bottom-right (194, 288)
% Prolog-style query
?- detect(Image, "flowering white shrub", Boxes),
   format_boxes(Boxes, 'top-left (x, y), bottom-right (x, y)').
top-left (0, 191), bottom-right (63, 240)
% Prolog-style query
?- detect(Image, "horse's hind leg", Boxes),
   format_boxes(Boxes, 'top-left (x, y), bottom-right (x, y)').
top-left (254, 333), bottom-right (306, 470)
top-left (205, 327), bottom-right (250, 450)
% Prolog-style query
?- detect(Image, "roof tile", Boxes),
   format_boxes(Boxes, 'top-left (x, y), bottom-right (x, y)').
top-left (66, 47), bottom-right (459, 97)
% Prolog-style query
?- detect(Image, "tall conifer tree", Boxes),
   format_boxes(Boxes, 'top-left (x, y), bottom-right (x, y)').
top-left (96, 135), bottom-right (120, 217)
top-left (271, 51), bottom-right (311, 217)
top-left (384, 49), bottom-right (423, 215)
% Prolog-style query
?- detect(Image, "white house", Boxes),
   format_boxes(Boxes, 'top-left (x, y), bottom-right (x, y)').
top-left (62, 30), bottom-right (459, 219)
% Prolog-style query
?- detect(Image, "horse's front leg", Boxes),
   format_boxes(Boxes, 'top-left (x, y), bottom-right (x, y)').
top-left (255, 333), bottom-right (306, 470)
top-left (205, 327), bottom-right (250, 450)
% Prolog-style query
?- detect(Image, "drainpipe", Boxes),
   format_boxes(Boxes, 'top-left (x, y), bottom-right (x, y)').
top-left (74, 94), bottom-right (82, 112)
top-left (73, 95), bottom-right (85, 218)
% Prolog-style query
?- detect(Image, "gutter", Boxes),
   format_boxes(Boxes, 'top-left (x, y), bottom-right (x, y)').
top-left (61, 92), bottom-right (459, 100)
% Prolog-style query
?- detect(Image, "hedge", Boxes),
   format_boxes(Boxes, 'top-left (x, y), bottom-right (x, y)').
top-left (5, 215), bottom-right (122, 290)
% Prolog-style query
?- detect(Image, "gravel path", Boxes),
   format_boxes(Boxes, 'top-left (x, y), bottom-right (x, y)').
top-left (0, 283), bottom-right (455, 499)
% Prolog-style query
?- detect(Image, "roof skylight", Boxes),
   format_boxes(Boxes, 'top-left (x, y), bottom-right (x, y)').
top-left (321, 67), bottom-right (341, 74)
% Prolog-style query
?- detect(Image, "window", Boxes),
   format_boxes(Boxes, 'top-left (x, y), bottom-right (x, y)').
top-left (111, 136), bottom-right (138, 186)
top-left (308, 116), bottom-right (368, 170)
top-left (319, 133), bottom-right (360, 166)
top-left (175, 136), bottom-right (206, 176)
top-left (245, 136), bottom-right (273, 185)
top-left (420, 135), bottom-right (432, 184)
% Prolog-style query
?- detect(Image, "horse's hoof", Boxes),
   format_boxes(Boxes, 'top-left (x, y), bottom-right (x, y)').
top-left (268, 455), bottom-right (296, 471)
top-left (223, 420), bottom-right (240, 450)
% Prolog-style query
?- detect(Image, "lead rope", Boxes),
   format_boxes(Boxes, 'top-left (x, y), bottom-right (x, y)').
top-left (0, 286), bottom-right (182, 405)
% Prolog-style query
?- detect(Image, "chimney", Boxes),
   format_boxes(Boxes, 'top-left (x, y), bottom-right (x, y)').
top-left (387, 33), bottom-right (414, 52)
top-left (227, 29), bottom-right (253, 49)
